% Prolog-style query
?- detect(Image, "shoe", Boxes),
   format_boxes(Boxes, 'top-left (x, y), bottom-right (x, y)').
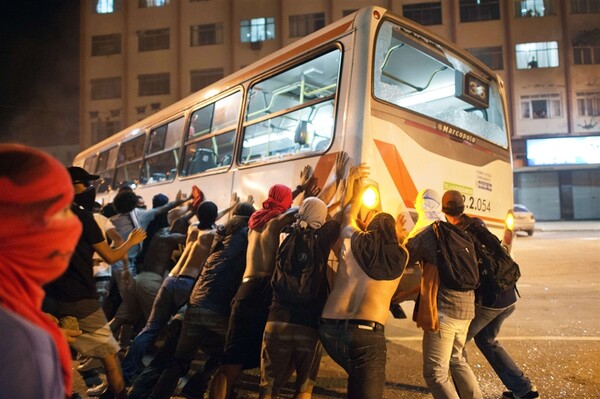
top-left (86, 381), bottom-right (108, 397)
top-left (502, 387), bottom-right (540, 399)
top-left (77, 357), bottom-right (104, 372)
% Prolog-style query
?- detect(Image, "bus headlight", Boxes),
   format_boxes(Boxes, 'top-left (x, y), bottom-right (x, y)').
top-left (362, 186), bottom-right (379, 209)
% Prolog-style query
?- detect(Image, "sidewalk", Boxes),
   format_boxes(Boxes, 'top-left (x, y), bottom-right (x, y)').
top-left (535, 220), bottom-right (600, 231)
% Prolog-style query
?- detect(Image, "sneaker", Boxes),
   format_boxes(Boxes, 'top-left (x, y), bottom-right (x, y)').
top-left (77, 357), bottom-right (103, 372)
top-left (86, 381), bottom-right (108, 397)
top-left (502, 387), bottom-right (540, 399)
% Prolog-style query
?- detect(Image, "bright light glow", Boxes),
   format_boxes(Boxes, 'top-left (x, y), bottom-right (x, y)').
top-left (362, 186), bottom-right (379, 209)
top-left (398, 85), bottom-right (455, 107)
top-left (204, 89), bottom-right (220, 99)
top-left (505, 212), bottom-right (515, 231)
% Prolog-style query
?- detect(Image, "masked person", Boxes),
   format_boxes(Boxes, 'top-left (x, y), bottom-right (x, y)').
top-left (43, 166), bottom-right (147, 399)
top-left (0, 144), bottom-right (83, 398)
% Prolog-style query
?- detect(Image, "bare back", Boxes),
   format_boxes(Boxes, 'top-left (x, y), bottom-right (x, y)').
top-left (242, 211), bottom-right (296, 280)
top-left (321, 235), bottom-right (401, 326)
top-left (179, 229), bottom-right (215, 278)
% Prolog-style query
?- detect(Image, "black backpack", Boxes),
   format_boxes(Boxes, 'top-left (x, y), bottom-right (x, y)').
top-left (432, 221), bottom-right (480, 291)
top-left (272, 225), bottom-right (327, 305)
top-left (465, 222), bottom-right (521, 294)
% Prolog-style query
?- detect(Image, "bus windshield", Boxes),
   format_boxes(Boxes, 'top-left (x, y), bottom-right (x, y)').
top-left (373, 20), bottom-right (508, 148)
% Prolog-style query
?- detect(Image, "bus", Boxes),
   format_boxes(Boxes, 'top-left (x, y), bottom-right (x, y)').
top-left (74, 6), bottom-right (515, 260)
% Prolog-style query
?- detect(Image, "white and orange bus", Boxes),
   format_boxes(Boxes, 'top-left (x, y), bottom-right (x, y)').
top-left (74, 6), bottom-right (515, 250)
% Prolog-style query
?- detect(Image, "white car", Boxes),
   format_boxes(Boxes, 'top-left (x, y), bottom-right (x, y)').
top-left (514, 204), bottom-right (536, 236)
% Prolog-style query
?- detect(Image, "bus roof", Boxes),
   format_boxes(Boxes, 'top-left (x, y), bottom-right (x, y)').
top-left (75, 5), bottom-right (501, 162)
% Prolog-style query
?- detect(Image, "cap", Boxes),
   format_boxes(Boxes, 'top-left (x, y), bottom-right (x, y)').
top-left (68, 166), bottom-right (99, 183)
top-left (441, 190), bottom-right (464, 216)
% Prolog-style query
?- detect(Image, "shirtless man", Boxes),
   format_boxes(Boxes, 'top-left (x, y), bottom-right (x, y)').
top-left (120, 200), bottom-right (219, 381)
top-left (319, 165), bottom-right (409, 399)
top-left (109, 215), bottom-right (190, 337)
top-left (209, 176), bottom-right (313, 399)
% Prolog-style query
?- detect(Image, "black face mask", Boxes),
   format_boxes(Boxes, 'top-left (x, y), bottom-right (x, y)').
top-left (74, 186), bottom-right (97, 211)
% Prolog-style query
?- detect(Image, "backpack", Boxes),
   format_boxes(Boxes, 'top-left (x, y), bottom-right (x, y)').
top-left (272, 226), bottom-right (327, 305)
top-left (465, 222), bottom-right (521, 294)
top-left (432, 221), bottom-right (480, 291)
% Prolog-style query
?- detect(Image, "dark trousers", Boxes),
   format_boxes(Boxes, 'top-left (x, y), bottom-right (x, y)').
top-left (318, 319), bottom-right (387, 399)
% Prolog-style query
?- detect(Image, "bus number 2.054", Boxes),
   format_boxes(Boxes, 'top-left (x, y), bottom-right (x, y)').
top-left (464, 196), bottom-right (491, 212)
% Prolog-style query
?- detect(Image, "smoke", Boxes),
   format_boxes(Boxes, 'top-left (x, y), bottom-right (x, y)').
top-left (0, 1), bottom-right (79, 146)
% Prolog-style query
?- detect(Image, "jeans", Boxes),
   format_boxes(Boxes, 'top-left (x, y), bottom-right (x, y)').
top-left (121, 275), bottom-right (195, 380)
top-left (318, 320), bottom-right (387, 399)
top-left (148, 306), bottom-right (228, 399)
top-left (423, 313), bottom-right (482, 399)
top-left (466, 304), bottom-right (532, 397)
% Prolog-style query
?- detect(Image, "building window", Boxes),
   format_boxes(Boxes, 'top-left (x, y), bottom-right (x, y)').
top-left (91, 34), bottom-right (121, 56)
top-left (459, 0), bottom-right (500, 22)
top-left (403, 2), bottom-right (442, 26)
top-left (139, 73), bottom-right (170, 96)
top-left (138, 0), bottom-right (169, 8)
top-left (573, 29), bottom-right (600, 64)
top-left (92, 120), bottom-right (121, 142)
top-left (94, 0), bottom-right (122, 14)
top-left (576, 92), bottom-right (600, 116)
top-left (520, 94), bottom-right (562, 119)
top-left (190, 68), bottom-right (224, 92)
top-left (571, 0), bottom-right (600, 13)
top-left (466, 46), bottom-right (504, 70)
top-left (240, 17), bottom-right (275, 43)
top-left (289, 13), bottom-right (325, 38)
top-left (574, 46), bottom-right (600, 64)
top-left (91, 77), bottom-right (121, 100)
top-left (514, 0), bottom-right (556, 17)
top-left (139, 28), bottom-right (170, 51)
top-left (190, 23), bottom-right (223, 46)
top-left (515, 41), bottom-right (559, 69)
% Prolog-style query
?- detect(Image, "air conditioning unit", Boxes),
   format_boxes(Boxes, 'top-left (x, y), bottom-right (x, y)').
top-left (250, 41), bottom-right (262, 50)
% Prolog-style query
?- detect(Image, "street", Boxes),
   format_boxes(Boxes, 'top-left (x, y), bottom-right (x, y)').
top-left (73, 230), bottom-right (600, 398)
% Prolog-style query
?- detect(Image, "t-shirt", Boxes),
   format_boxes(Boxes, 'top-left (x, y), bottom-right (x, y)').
top-left (44, 204), bottom-right (105, 301)
top-left (268, 220), bottom-right (340, 329)
top-left (0, 307), bottom-right (65, 399)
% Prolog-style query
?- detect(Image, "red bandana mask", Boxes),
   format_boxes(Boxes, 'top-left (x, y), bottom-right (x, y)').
top-left (0, 144), bottom-right (82, 395)
top-left (248, 184), bottom-right (293, 229)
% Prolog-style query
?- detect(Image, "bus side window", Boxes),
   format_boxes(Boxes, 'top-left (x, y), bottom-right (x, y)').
top-left (182, 91), bottom-right (241, 177)
top-left (141, 117), bottom-right (185, 185)
top-left (241, 49), bottom-right (340, 165)
top-left (182, 130), bottom-right (235, 176)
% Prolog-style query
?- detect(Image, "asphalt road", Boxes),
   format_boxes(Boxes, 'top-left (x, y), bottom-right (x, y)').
top-left (73, 230), bottom-right (600, 398)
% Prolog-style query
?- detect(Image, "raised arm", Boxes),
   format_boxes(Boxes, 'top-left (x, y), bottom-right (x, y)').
top-left (216, 192), bottom-right (241, 221)
top-left (292, 164), bottom-right (315, 200)
top-left (340, 163), bottom-right (369, 239)
top-left (318, 151), bottom-right (349, 206)
top-left (93, 227), bottom-right (147, 264)
top-left (155, 190), bottom-right (193, 216)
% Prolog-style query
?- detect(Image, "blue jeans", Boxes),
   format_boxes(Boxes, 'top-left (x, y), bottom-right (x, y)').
top-left (318, 319), bottom-right (387, 399)
top-left (148, 306), bottom-right (228, 399)
top-left (423, 313), bottom-right (482, 399)
top-left (466, 304), bottom-right (533, 397)
top-left (121, 275), bottom-right (195, 380)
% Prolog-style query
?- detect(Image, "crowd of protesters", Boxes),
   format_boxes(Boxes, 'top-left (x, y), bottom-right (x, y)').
top-left (0, 144), bottom-right (537, 399)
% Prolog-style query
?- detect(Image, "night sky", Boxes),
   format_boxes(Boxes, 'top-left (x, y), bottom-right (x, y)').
top-left (0, 0), bottom-right (79, 146)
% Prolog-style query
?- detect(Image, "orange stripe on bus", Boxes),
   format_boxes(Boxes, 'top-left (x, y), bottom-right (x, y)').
top-left (312, 152), bottom-right (338, 190)
top-left (374, 139), bottom-right (418, 209)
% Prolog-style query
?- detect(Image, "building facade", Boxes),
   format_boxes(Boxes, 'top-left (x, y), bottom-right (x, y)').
top-left (80, 0), bottom-right (600, 220)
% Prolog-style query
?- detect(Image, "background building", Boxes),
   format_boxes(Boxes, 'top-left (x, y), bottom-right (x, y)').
top-left (80, 0), bottom-right (600, 220)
